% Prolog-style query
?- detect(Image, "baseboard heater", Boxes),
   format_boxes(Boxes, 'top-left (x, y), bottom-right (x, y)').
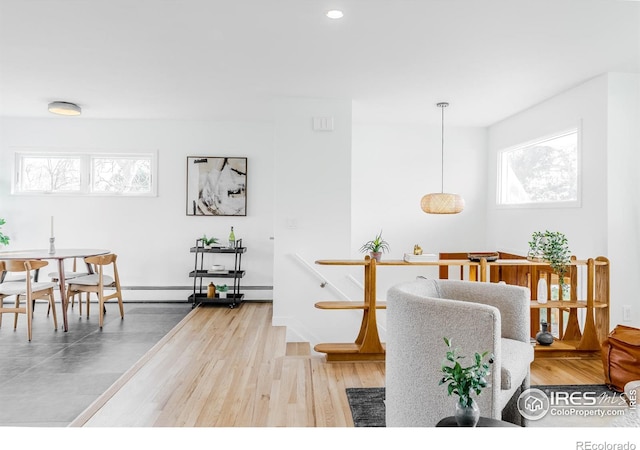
top-left (116, 285), bottom-right (273, 302)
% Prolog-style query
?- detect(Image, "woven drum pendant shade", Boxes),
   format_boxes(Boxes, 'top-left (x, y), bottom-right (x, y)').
top-left (421, 193), bottom-right (465, 214)
top-left (421, 102), bottom-right (464, 214)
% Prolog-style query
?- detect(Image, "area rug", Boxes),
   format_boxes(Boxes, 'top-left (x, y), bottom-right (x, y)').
top-left (345, 385), bottom-right (624, 427)
top-left (345, 387), bottom-right (386, 427)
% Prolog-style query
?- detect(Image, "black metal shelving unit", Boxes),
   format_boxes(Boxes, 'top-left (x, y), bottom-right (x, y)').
top-left (189, 238), bottom-right (245, 309)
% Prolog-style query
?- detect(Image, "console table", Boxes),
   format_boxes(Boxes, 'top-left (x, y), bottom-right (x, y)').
top-left (314, 255), bottom-right (610, 361)
top-left (314, 257), bottom-right (480, 361)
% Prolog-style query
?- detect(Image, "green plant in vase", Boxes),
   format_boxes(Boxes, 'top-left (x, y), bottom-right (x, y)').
top-left (359, 230), bottom-right (390, 262)
top-left (439, 337), bottom-right (493, 427)
top-left (201, 234), bottom-right (219, 247)
top-left (527, 230), bottom-right (571, 287)
top-left (0, 218), bottom-right (10, 246)
top-left (216, 284), bottom-right (229, 298)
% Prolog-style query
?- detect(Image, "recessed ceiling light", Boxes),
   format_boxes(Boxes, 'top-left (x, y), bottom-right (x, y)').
top-left (48, 101), bottom-right (81, 116)
top-left (326, 10), bottom-right (344, 19)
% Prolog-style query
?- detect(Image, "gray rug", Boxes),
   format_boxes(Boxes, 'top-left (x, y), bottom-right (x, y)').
top-left (345, 387), bottom-right (386, 427)
top-left (345, 384), bottom-right (621, 427)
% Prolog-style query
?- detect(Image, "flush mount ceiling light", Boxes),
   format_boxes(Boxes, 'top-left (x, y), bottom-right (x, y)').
top-left (326, 10), bottom-right (344, 19)
top-left (48, 101), bottom-right (81, 116)
top-left (420, 102), bottom-right (465, 214)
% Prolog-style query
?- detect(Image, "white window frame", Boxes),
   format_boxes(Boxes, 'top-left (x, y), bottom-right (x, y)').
top-left (12, 149), bottom-right (158, 197)
top-left (496, 126), bottom-right (582, 209)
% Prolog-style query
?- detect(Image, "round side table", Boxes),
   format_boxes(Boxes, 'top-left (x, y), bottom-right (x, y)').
top-left (436, 416), bottom-right (520, 427)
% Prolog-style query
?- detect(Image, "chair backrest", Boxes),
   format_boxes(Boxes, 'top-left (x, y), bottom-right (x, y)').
top-left (84, 253), bottom-right (120, 287)
top-left (4, 259), bottom-right (48, 273)
top-left (84, 253), bottom-right (117, 266)
top-left (1, 259), bottom-right (49, 298)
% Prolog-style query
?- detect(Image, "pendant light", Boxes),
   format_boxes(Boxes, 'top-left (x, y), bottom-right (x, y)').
top-left (420, 102), bottom-right (465, 214)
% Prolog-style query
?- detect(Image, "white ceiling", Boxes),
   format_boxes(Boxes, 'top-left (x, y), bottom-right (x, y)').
top-left (0, 0), bottom-right (638, 127)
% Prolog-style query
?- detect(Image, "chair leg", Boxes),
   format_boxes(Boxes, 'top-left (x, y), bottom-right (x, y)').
top-left (117, 291), bottom-right (124, 319)
top-left (14, 296), bottom-right (20, 329)
top-left (26, 295), bottom-right (33, 342)
top-left (98, 293), bottom-right (104, 328)
top-left (86, 293), bottom-right (90, 318)
top-left (48, 289), bottom-right (58, 330)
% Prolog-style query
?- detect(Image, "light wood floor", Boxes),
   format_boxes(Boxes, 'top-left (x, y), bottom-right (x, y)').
top-left (70, 302), bottom-right (604, 427)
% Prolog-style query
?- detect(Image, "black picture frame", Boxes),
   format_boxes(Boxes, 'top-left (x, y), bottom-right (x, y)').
top-left (186, 156), bottom-right (247, 216)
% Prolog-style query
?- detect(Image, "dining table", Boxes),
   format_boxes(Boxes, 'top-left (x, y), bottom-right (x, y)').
top-left (0, 248), bottom-right (110, 332)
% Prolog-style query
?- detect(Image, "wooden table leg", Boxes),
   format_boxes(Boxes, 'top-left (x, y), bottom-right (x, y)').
top-left (357, 258), bottom-right (384, 355)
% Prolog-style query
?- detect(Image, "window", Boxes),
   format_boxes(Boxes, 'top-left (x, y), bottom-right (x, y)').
top-left (91, 156), bottom-right (152, 194)
top-left (13, 150), bottom-right (157, 196)
top-left (497, 128), bottom-right (580, 207)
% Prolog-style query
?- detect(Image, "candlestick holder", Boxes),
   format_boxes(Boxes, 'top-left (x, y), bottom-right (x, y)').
top-left (49, 237), bottom-right (56, 255)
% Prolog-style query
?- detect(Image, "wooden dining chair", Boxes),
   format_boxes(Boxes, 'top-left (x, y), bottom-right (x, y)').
top-left (48, 257), bottom-right (95, 311)
top-left (0, 260), bottom-right (58, 341)
top-left (66, 253), bottom-right (124, 328)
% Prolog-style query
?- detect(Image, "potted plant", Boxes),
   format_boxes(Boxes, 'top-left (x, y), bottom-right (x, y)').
top-left (201, 234), bottom-right (219, 249)
top-left (439, 337), bottom-right (493, 427)
top-left (359, 230), bottom-right (390, 262)
top-left (0, 218), bottom-right (9, 246)
top-left (216, 284), bottom-right (229, 298)
top-left (527, 230), bottom-right (571, 287)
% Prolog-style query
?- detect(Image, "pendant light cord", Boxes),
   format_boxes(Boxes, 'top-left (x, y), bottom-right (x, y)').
top-left (437, 102), bottom-right (448, 194)
top-left (441, 104), bottom-right (445, 193)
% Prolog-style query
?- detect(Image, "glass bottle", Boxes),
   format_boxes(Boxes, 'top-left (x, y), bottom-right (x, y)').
top-left (228, 226), bottom-right (235, 248)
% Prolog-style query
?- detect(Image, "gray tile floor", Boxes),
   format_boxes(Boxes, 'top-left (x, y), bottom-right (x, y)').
top-left (0, 301), bottom-right (191, 426)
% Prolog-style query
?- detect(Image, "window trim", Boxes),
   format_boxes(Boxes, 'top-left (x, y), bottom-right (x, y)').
top-left (12, 149), bottom-right (158, 197)
top-left (496, 125), bottom-right (582, 209)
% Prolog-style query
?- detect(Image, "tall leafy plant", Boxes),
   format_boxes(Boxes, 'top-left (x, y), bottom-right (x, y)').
top-left (0, 218), bottom-right (9, 246)
top-left (528, 230), bottom-right (571, 287)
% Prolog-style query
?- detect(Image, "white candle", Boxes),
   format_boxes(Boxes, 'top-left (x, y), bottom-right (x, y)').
top-left (50, 216), bottom-right (54, 238)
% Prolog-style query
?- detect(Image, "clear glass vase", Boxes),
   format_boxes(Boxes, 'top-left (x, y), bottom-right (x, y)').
top-left (455, 399), bottom-right (480, 427)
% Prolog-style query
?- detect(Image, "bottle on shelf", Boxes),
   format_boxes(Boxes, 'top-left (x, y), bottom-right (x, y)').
top-left (207, 282), bottom-right (216, 298)
top-left (537, 278), bottom-right (548, 304)
top-left (228, 226), bottom-right (236, 248)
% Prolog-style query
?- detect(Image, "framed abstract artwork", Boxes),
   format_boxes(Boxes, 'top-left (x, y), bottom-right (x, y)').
top-left (186, 156), bottom-right (247, 216)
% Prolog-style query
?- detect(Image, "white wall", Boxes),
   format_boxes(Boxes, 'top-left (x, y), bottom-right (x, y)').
top-left (272, 98), bottom-right (359, 344)
top-left (350, 122), bottom-right (488, 336)
top-left (607, 73), bottom-right (640, 327)
top-left (487, 73), bottom-right (640, 329)
top-left (487, 74), bottom-right (609, 258)
top-left (0, 118), bottom-right (275, 301)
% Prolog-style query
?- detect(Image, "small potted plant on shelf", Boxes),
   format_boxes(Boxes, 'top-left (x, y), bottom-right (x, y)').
top-left (527, 230), bottom-right (571, 287)
top-left (201, 234), bottom-right (219, 249)
top-left (439, 337), bottom-right (493, 427)
top-left (359, 230), bottom-right (390, 262)
top-left (216, 284), bottom-right (229, 298)
top-left (0, 218), bottom-right (9, 246)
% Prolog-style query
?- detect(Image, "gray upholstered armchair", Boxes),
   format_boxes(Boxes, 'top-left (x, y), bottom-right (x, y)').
top-left (385, 278), bottom-right (533, 427)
